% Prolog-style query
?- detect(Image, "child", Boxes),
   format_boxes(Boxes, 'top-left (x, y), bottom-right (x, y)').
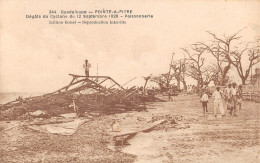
top-left (200, 90), bottom-right (209, 116)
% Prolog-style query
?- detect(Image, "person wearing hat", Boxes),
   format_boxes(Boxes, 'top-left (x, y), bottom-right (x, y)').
top-left (83, 59), bottom-right (91, 77)
top-left (230, 82), bottom-right (238, 116)
top-left (200, 89), bottom-right (209, 116)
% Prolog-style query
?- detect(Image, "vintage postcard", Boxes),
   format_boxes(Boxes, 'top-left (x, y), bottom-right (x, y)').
top-left (0, 0), bottom-right (259, 162)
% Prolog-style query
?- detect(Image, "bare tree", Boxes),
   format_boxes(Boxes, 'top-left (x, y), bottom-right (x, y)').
top-left (150, 74), bottom-right (174, 92)
top-left (198, 42), bottom-right (229, 85)
top-left (164, 54), bottom-right (175, 89)
top-left (171, 59), bottom-right (187, 91)
top-left (162, 73), bottom-right (174, 89)
top-left (182, 44), bottom-right (221, 89)
top-left (201, 64), bottom-right (219, 86)
top-left (182, 44), bottom-right (205, 89)
top-left (199, 29), bottom-right (245, 85)
top-left (230, 39), bottom-right (260, 84)
top-left (143, 75), bottom-right (152, 92)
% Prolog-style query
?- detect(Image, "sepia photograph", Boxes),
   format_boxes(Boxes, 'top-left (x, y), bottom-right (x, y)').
top-left (0, 0), bottom-right (260, 162)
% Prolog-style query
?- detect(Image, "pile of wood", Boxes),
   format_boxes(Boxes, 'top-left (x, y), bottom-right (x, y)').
top-left (0, 74), bottom-right (164, 120)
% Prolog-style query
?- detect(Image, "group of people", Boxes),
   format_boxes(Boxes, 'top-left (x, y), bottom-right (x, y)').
top-left (200, 82), bottom-right (243, 117)
top-left (84, 59), bottom-right (244, 118)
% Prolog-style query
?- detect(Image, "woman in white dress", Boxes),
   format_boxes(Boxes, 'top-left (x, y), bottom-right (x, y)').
top-left (212, 87), bottom-right (225, 117)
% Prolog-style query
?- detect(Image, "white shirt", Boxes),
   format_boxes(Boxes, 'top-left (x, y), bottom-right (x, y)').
top-left (231, 87), bottom-right (237, 96)
top-left (212, 91), bottom-right (222, 100)
top-left (201, 94), bottom-right (208, 102)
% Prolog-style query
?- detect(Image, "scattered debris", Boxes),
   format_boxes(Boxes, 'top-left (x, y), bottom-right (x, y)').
top-left (3, 124), bottom-right (21, 132)
top-left (0, 74), bottom-right (165, 121)
top-left (113, 119), bottom-right (167, 141)
top-left (29, 110), bottom-right (47, 118)
top-left (59, 113), bottom-right (77, 118)
top-left (30, 119), bottom-right (86, 136)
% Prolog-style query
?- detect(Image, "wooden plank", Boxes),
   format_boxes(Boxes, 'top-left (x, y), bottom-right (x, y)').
top-left (69, 74), bottom-right (110, 78)
top-left (113, 119), bottom-right (166, 139)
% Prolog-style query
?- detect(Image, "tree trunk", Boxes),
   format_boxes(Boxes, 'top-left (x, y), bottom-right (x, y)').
top-left (166, 80), bottom-right (170, 89)
top-left (220, 64), bottom-right (231, 86)
top-left (182, 80), bottom-right (187, 91)
top-left (200, 80), bottom-right (204, 88)
top-left (144, 80), bottom-right (149, 91)
top-left (242, 78), bottom-right (246, 85)
top-left (176, 78), bottom-right (181, 90)
top-left (158, 83), bottom-right (163, 92)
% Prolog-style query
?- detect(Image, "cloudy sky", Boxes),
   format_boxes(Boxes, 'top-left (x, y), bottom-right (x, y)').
top-left (0, 0), bottom-right (259, 93)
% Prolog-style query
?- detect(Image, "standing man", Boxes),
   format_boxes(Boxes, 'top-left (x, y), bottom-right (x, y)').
top-left (224, 84), bottom-right (232, 111)
top-left (237, 85), bottom-right (243, 110)
top-left (230, 82), bottom-right (238, 116)
top-left (83, 59), bottom-right (91, 77)
top-left (200, 89), bottom-right (209, 116)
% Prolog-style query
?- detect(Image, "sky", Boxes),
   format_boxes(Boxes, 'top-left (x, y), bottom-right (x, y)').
top-left (0, 0), bottom-right (260, 93)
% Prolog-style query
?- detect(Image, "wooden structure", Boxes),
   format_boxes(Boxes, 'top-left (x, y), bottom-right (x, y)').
top-left (0, 74), bottom-right (166, 120)
top-left (50, 74), bottom-right (125, 95)
top-left (45, 74), bottom-right (149, 112)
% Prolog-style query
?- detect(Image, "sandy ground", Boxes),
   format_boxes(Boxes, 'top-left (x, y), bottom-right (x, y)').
top-left (123, 95), bottom-right (260, 163)
top-left (0, 94), bottom-right (259, 163)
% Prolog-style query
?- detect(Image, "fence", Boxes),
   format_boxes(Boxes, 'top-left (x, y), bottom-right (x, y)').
top-left (242, 84), bottom-right (260, 102)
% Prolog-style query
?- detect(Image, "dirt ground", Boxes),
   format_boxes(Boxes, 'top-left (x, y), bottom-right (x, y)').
top-left (123, 95), bottom-right (260, 163)
top-left (0, 94), bottom-right (259, 163)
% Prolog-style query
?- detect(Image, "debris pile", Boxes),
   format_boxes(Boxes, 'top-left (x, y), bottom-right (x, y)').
top-left (0, 74), bottom-right (164, 120)
top-left (148, 115), bottom-right (183, 131)
top-left (111, 114), bottom-right (187, 147)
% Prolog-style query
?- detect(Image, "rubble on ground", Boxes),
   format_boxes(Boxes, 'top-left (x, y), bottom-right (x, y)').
top-left (0, 74), bottom-right (165, 120)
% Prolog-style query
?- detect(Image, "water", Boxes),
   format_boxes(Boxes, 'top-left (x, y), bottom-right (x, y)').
top-left (0, 92), bottom-right (46, 104)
